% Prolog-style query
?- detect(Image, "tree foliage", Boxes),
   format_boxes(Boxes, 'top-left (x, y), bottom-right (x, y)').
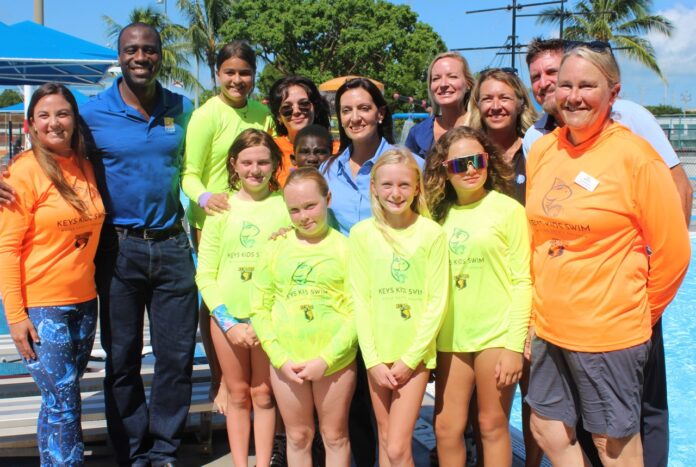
top-left (645, 104), bottom-right (684, 116)
top-left (538, 0), bottom-right (673, 80)
top-left (103, 6), bottom-right (203, 91)
top-left (219, 0), bottom-right (446, 105)
top-left (176, 0), bottom-right (233, 93)
top-left (0, 89), bottom-right (22, 108)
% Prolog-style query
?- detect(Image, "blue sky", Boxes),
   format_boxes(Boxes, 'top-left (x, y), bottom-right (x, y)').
top-left (1, 0), bottom-right (694, 107)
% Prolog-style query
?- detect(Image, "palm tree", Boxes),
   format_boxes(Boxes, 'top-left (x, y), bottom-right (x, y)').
top-left (176, 0), bottom-right (233, 92)
top-left (537, 0), bottom-right (674, 80)
top-left (103, 6), bottom-right (203, 91)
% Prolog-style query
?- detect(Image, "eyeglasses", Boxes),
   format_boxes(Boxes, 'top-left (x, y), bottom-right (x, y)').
top-left (279, 100), bottom-right (313, 118)
top-left (442, 153), bottom-right (488, 173)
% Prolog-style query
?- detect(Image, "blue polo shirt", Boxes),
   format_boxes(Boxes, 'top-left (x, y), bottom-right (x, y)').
top-left (321, 138), bottom-right (423, 235)
top-left (80, 78), bottom-right (193, 229)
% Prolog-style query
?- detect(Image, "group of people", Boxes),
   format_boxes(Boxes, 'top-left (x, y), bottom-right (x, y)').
top-left (0, 20), bottom-right (691, 467)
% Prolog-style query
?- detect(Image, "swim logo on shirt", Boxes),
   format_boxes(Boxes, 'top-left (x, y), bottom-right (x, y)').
top-left (391, 254), bottom-right (410, 283)
top-left (291, 262), bottom-right (314, 285)
top-left (542, 177), bottom-right (572, 217)
top-left (448, 228), bottom-right (469, 255)
top-left (240, 221), bottom-right (260, 248)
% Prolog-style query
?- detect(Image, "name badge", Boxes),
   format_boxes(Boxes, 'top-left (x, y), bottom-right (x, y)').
top-left (574, 171), bottom-right (599, 192)
top-left (164, 117), bottom-right (176, 134)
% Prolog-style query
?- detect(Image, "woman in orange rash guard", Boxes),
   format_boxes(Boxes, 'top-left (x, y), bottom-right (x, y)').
top-left (524, 44), bottom-right (690, 467)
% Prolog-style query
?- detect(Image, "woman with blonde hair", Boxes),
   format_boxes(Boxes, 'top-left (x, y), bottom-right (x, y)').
top-left (468, 68), bottom-right (538, 204)
top-left (405, 51), bottom-right (475, 159)
top-left (525, 44), bottom-right (689, 466)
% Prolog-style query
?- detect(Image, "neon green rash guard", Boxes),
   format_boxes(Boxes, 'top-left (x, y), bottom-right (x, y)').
top-left (437, 190), bottom-right (532, 353)
top-left (348, 216), bottom-right (449, 370)
top-left (182, 96), bottom-right (275, 229)
top-left (196, 191), bottom-right (290, 320)
top-left (251, 228), bottom-right (357, 375)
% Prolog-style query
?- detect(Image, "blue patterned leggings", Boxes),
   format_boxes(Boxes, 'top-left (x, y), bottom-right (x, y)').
top-left (24, 299), bottom-right (98, 466)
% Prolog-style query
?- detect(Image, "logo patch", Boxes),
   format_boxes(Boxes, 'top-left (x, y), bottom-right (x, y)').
top-left (454, 273), bottom-right (469, 290)
top-left (397, 304), bottom-right (412, 320)
top-left (239, 267), bottom-right (253, 281)
top-left (301, 304), bottom-right (315, 321)
top-left (74, 232), bottom-right (92, 249)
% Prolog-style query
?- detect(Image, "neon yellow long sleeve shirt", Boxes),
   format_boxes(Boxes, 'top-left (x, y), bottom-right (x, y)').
top-left (251, 228), bottom-right (357, 375)
top-left (196, 191), bottom-right (290, 319)
top-left (437, 191), bottom-right (532, 353)
top-left (348, 216), bottom-right (449, 370)
top-left (182, 96), bottom-right (274, 228)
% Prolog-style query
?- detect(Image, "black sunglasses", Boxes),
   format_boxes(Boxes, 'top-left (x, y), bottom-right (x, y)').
top-left (481, 66), bottom-right (518, 75)
top-left (565, 40), bottom-right (612, 53)
top-left (442, 153), bottom-right (488, 174)
top-left (279, 100), bottom-right (313, 118)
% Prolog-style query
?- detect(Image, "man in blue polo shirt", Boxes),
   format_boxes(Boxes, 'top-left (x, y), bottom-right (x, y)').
top-left (81, 23), bottom-right (198, 467)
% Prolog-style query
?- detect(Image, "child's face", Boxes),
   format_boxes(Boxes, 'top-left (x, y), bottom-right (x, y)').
top-left (233, 145), bottom-right (274, 195)
top-left (371, 163), bottom-right (419, 221)
top-left (292, 135), bottom-right (331, 168)
top-left (444, 137), bottom-right (488, 197)
top-left (284, 179), bottom-right (330, 239)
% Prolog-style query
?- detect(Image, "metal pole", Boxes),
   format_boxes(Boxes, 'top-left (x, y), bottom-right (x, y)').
top-left (511, 0), bottom-right (517, 69)
top-left (559, 0), bottom-right (565, 38)
top-left (33, 0), bottom-right (44, 25)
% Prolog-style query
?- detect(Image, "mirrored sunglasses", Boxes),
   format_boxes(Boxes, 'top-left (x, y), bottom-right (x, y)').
top-left (279, 100), bottom-right (313, 118)
top-left (442, 153), bottom-right (488, 173)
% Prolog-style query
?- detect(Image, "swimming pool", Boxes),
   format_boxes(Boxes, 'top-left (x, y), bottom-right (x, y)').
top-left (2, 237), bottom-right (696, 463)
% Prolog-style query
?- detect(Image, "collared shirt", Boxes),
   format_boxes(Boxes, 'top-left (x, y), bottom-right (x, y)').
top-left (522, 99), bottom-right (680, 168)
top-left (80, 78), bottom-right (193, 229)
top-left (321, 138), bottom-right (423, 235)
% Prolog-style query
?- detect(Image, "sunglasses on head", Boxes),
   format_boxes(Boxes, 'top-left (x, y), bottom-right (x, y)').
top-left (279, 100), bottom-right (312, 118)
top-left (565, 40), bottom-right (612, 53)
top-left (442, 153), bottom-right (488, 173)
top-left (481, 66), bottom-right (518, 75)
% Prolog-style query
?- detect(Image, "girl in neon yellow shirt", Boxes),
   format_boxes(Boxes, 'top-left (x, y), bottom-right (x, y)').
top-left (349, 148), bottom-right (449, 467)
top-left (423, 126), bottom-right (531, 466)
top-left (182, 42), bottom-right (274, 416)
top-left (195, 129), bottom-right (287, 467)
top-left (251, 168), bottom-right (357, 466)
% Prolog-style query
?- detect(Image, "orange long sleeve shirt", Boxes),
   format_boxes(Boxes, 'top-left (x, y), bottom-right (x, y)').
top-left (526, 123), bottom-right (690, 352)
top-left (0, 151), bottom-right (105, 324)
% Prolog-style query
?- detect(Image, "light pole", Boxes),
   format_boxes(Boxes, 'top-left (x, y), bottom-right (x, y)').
top-left (157, 0), bottom-right (168, 15)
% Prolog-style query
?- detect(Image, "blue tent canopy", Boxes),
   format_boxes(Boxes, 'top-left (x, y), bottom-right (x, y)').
top-left (0, 21), bottom-right (116, 85)
top-left (0, 87), bottom-right (91, 112)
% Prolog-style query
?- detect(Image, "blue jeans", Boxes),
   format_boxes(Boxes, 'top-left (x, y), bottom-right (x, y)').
top-left (95, 226), bottom-right (198, 466)
top-left (25, 299), bottom-right (98, 467)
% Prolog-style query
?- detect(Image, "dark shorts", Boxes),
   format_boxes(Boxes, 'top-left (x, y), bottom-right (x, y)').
top-left (526, 336), bottom-right (650, 439)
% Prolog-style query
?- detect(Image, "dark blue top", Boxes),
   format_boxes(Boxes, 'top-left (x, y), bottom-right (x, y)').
top-left (80, 78), bottom-right (193, 229)
top-left (404, 116), bottom-right (435, 159)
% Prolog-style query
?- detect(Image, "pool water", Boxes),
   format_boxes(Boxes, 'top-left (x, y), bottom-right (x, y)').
top-left (508, 235), bottom-right (696, 466)
top-left (2, 237), bottom-right (695, 463)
